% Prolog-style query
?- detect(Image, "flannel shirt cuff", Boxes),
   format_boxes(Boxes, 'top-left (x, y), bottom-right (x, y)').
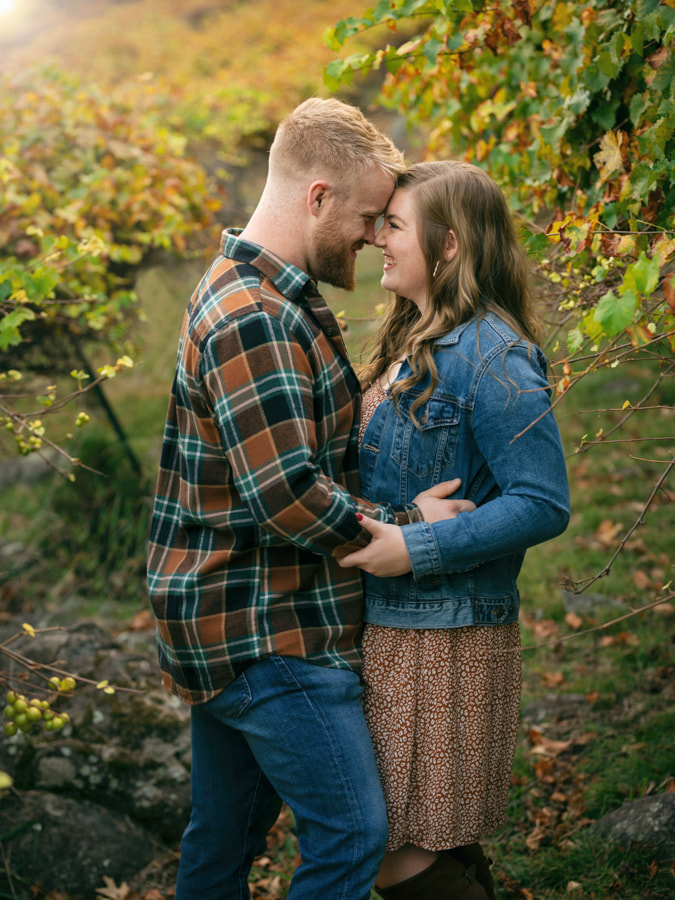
top-left (394, 502), bottom-right (425, 526)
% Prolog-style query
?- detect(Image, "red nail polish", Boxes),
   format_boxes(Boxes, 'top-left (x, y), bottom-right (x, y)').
top-left (356, 513), bottom-right (364, 521)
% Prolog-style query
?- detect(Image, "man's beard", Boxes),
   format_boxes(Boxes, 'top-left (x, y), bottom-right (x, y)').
top-left (307, 216), bottom-right (361, 291)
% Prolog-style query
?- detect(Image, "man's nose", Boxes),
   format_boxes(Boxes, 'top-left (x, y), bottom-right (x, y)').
top-left (363, 221), bottom-right (377, 244)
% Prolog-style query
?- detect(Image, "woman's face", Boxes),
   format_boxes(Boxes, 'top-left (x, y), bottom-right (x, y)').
top-left (374, 188), bottom-right (428, 310)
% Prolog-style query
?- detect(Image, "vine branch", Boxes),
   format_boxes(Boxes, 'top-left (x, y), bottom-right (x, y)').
top-left (564, 456), bottom-right (675, 592)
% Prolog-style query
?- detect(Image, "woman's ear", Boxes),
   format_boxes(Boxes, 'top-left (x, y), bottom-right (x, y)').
top-left (444, 229), bottom-right (458, 261)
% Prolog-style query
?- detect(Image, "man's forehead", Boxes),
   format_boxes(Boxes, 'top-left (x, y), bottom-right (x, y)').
top-left (353, 167), bottom-right (396, 212)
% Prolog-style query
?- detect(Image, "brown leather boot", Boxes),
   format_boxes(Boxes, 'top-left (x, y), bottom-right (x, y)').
top-left (447, 844), bottom-right (496, 900)
top-left (376, 851), bottom-right (490, 899)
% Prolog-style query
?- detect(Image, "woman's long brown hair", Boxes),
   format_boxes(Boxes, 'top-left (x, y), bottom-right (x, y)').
top-left (361, 161), bottom-right (540, 422)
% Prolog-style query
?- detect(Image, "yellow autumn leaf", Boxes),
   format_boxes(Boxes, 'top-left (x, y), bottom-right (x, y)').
top-left (594, 131), bottom-right (625, 181)
top-left (22, 622), bottom-right (36, 637)
top-left (0, 771), bottom-right (13, 791)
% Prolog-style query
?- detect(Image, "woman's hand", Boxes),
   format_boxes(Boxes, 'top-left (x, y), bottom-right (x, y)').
top-left (413, 478), bottom-right (476, 523)
top-left (337, 480), bottom-right (476, 575)
top-left (337, 515), bottom-right (412, 576)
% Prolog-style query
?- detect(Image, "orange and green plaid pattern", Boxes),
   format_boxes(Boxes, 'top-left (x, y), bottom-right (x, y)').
top-left (147, 230), bottom-right (411, 704)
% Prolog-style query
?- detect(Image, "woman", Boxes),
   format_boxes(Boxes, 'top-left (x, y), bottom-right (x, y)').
top-left (339, 161), bottom-right (570, 899)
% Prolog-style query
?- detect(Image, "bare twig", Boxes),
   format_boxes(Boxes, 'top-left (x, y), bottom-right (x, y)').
top-left (0, 625), bottom-right (65, 649)
top-left (519, 593), bottom-right (674, 652)
top-left (564, 457), bottom-right (675, 592)
top-left (575, 435), bottom-right (673, 448)
top-left (588, 362), bottom-right (674, 442)
top-left (0, 628), bottom-right (143, 696)
top-left (0, 841), bottom-right (18, 900)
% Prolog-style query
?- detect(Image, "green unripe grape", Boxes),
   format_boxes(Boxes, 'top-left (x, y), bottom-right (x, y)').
top-left (60, 677), bottom-right (76, 692)
top-left (5, 691), bottom-right (17, 705)
top-left (15, 714), bottom-right (31, 732)
top-left (4, 706), bottom-right (16, 721)
top-left (26, 707), bottom-right (42, 723)
top-left (48, 676), bottom-right (61, 689)
top-left (43, 709), bottom-right (54, 721)
top-left (4, 722), bottom-right (17, 736)
top-left (13, 699), bottom-right (27, 714)
top-left (51, 716), bottom-right (65, 731)
top-left (40, 700), bottom-right (50, 710)
top-left (44, 719), bottom-right (54, 731)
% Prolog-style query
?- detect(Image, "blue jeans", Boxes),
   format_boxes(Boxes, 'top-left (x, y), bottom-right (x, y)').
top-left (176, 655), bottom-right (388, 900)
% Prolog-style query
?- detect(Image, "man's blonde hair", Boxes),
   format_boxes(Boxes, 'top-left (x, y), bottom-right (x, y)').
top-left (269, 98), bottom-right (404, 189)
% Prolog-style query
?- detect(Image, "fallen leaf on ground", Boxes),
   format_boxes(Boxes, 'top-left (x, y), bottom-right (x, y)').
top-left (130, 609), bottom-right (155, 630)
top-left (600, 631), bottom-right (639, 647)
top-left (632, 569), bottom-right (651, 589)
top-left (529, 727), bottom-right (573, 757)
top-left (594, 519), bottom-right (622, 547)
top-left (96, 878), bottom-right (130, 900)
top-left (654, 602), bottom-right (674, 614)
top-left (564, 611), bottom-right (583, 630)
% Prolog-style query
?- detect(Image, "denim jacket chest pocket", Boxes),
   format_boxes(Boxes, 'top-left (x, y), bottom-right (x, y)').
top-left (392, 395), bottom-right (461, 481)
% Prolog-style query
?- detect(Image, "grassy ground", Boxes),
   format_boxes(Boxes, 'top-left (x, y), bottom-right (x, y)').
top-left (1, 247), bottom-right (673, 898)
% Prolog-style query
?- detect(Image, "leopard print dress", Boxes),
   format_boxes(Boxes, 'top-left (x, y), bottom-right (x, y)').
top-left (359, 380), bottom-right (522, 852)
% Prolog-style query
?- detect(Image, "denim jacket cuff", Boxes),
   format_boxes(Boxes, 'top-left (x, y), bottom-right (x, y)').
top-left (403, 522), bottom-right (441, 578)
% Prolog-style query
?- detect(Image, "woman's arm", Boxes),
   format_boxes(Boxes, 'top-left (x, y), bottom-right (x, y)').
top-left (402, 343), bottom-right (570, 580)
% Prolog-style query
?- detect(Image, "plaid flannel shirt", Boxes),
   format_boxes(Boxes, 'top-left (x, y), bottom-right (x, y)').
top-left (148, 229), bottom-right (419, 704)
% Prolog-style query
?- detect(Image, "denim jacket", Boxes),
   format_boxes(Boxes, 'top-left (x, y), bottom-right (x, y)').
top-left (359, 311), bottom-right (570, 628)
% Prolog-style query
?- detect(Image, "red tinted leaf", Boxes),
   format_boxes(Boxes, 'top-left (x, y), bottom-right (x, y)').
top-left (513, 0), bottom-right (533, 27)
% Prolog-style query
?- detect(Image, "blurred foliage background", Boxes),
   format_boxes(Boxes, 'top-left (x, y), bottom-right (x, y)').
top-left (0, 2), bottom-right (673, 898)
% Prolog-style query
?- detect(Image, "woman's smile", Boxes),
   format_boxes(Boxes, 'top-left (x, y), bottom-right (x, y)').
top-left (374, 188), bottom-right (428, 308)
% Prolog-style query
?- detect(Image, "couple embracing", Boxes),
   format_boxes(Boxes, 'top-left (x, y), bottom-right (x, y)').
top-left (147, 98), bottom-right (570, 900)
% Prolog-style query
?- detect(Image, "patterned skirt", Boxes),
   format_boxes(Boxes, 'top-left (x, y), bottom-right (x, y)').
top-left (361, 622), bottom-right (521, 851)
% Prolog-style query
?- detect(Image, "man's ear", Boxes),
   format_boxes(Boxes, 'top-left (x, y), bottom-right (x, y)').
top-left (444, 229), bottom-right (458, 261)
top-left (307, 180), bottom-right (331, 218)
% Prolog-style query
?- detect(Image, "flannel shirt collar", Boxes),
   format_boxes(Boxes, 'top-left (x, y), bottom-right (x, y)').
top-left (220, 228), bottom-right (313, 303)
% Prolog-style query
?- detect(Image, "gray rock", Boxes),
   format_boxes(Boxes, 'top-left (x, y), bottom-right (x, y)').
top-left (561, 589), bottom-right (627, 616)
top-left (0, 790), bottom-right (156, 898)
top-left (0, 617), bottom-right (192, 892)
top-left (0, 451), bottom-right (58, 488)
top-left (521, 693), bottom-right (587, 724)
top-left (25, 731), bottom-right (191, 841)
top-left (592, 793), bottom-right (675, 860)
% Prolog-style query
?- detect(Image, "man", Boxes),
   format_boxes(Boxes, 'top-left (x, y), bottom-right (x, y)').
top-left (148, 98), bottom-right (466, 900)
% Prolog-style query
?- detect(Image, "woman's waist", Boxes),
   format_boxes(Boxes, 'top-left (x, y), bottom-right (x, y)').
top-left (363, 563), bottom-right (521, 628)
top-left (363, 592), bottom-right (519, 628)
